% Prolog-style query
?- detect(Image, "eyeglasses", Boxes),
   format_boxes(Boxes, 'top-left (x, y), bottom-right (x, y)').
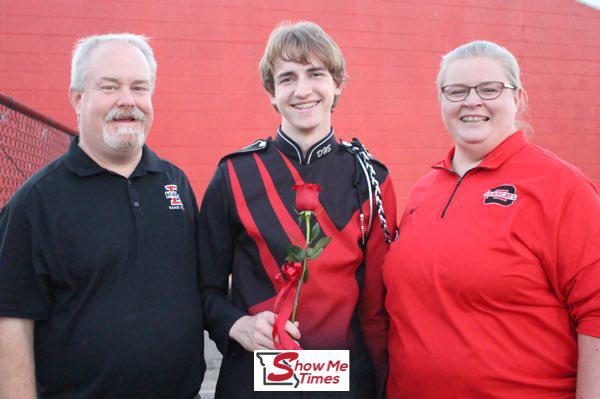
top-left (441, 81), bottom-right (517, 102)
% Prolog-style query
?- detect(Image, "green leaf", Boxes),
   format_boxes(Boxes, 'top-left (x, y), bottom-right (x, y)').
top-left (310, 222), bottom-right (321, 242)
top-left (308, 248), bottom-right (323, 260)
top-left (286, 244), bottom-right (302, 256)
top-left (286, 244), bottom-right (307, 262)
top-left (289, 233), bottom-right (301, 247)
top-left (313, 236), bottom-right (332, 253)
top-left (285, 253), bottom-right (300, 262)
top-left (288, 248), bottom-right (306, 261)
top-left (306, 236), bottom-right (331, 259)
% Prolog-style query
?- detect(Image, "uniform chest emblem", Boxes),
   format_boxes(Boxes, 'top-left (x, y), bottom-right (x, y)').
top-left (164, 184), bottom-right (184, 210)
top-left (316, 144), bottom-right (331, 158)
top-left (483, 184), bottom-right (518, 207)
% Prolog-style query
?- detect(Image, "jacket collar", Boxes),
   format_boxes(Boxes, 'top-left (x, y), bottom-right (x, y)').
top-left (432, 130), bottom-right (529, 171)
top-left (274, 127), bottom-right (338, 165)
top-left (63, 136), bottom-right (164, 177)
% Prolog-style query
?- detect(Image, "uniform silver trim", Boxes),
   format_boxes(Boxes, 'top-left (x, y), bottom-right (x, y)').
top-left (355, 154), bottom-right (374, 238)
top-left (277, 131), bottom-right (302, 163)
top-left (306, 130), bottom-right (334, 165)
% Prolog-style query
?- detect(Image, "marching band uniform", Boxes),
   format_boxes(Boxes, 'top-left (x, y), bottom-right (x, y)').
top-left (199, 128), bottom-right (397, 398)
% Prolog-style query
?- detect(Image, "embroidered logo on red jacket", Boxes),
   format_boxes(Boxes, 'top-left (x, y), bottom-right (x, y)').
top-left (483, 185), bottom-right (518, 206)
top-left (164, 184), bottom-right (184, 210)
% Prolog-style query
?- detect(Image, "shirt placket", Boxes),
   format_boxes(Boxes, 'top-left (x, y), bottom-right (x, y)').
top-left (126, 178), bottom-right (145, 266)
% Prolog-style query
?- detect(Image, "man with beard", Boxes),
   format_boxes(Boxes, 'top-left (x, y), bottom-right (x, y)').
top-left (0, 34), bottom-right (205, 399)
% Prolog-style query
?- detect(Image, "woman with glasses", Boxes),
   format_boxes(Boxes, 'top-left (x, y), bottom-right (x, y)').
top-left (383, 40), bottom-right (600, 398)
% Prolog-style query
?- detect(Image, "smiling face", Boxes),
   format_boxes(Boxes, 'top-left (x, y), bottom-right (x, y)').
top-left (270, 55), bottom-right (343, 140)
top-left (440, 57), bottom-right (518, 156)
top-left (70, 41), bottom-right (154, 160)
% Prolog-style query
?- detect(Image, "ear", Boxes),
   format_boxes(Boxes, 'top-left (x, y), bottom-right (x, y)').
top-left (334, 80), bottom-right (344, 97)
top-left (269, 93), bottom-right (280, 114)
top-left (69, 88), bottom-right (83, 115)
top-left (513, 88), bottom-right (525, 114)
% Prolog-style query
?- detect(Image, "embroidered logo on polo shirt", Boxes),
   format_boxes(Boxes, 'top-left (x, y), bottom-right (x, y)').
top-left (483, 185), bottom-right (518, 207)
top-left (164, 184), bottom-right (184, 210)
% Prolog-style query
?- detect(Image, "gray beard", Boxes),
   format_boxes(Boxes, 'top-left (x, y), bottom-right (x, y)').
top-left (102, 126), bottom-right (146, 152)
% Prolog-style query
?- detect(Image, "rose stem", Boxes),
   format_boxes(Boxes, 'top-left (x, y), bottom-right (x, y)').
top-left (291, 211), bottom-right (311, 322)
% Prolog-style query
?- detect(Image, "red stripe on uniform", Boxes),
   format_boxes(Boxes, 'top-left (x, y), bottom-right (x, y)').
top-left (276, 148), bottom-right (303, 185)
top-left (227, 160), bottom-right (280, 289)
top-left (253, 153), bottom-right (305, 247)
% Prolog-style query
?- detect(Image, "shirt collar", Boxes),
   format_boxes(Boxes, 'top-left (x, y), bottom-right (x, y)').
top-left (62, 136), bottom-right (164, 177)
top-left (274, 127), bottom-right (338, 165)
top-left (131, 144), bottom-right (165, 176)
top-left (432, 130), bottom-right (529, 171)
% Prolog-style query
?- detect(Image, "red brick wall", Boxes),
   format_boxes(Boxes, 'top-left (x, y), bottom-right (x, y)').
top-left (1, 0), bottom-right (599, 209)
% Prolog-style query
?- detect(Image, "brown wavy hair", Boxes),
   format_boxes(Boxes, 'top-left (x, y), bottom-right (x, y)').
top-left (259, 21), bottom-right (347, 109)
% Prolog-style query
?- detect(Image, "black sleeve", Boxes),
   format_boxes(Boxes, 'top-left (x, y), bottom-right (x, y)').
top-left (198, 164), bottom-right (246, 353)
top-left (0, 189), bottom-right (50, 319)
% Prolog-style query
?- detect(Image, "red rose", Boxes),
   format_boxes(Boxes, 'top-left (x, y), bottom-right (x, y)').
top-left (292, 184), bottom-right (320, 212)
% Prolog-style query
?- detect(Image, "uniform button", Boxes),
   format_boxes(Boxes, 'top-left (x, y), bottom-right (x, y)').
top-left (133, 201), bottom-right (140, 207)
top-left (128, 180), bottom-right (132, 185)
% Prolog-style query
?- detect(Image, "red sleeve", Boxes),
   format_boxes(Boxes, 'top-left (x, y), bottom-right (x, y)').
top-left (359, 176), bottom-right (397, 396)
top-left (543, 180), bottom-right (600, 338)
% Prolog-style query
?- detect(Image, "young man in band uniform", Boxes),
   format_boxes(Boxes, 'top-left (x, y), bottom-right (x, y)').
top-left (199, 21), bottom-right (397, 398)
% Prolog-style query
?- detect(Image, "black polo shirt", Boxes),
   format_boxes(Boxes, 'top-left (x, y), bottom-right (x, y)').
top-left (0, 137), bottom-right (205, 399)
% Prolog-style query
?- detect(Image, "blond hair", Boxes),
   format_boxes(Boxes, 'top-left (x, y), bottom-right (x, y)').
top-left (437, 40), bottom-right (530, 132)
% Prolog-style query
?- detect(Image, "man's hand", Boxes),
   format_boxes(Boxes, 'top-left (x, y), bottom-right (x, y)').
top-left (229, 311), bottom-right (300, 351)
top-left (0, 317), bottom-right (36, 399)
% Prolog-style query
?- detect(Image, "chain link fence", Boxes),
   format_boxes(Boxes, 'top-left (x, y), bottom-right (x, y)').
top-left (0, 93), bottom-right (76, 207)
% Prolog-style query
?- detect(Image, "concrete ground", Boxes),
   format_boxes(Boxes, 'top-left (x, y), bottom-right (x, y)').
top-left (199, 332), bottom-right (222, 399)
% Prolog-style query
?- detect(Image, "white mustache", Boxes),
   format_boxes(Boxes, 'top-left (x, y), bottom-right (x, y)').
top-left (105, 108), bottom-right (146, 123)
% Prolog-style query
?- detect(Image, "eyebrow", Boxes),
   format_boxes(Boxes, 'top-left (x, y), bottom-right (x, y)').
top-left (275, 71), bottom-right (295, 81)
top-left (306, 66), bottom-right (327, 73)
top-left (96, 77), bottom-right (149, 85)
top-left (275, 66), bottom-right (327, 80)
